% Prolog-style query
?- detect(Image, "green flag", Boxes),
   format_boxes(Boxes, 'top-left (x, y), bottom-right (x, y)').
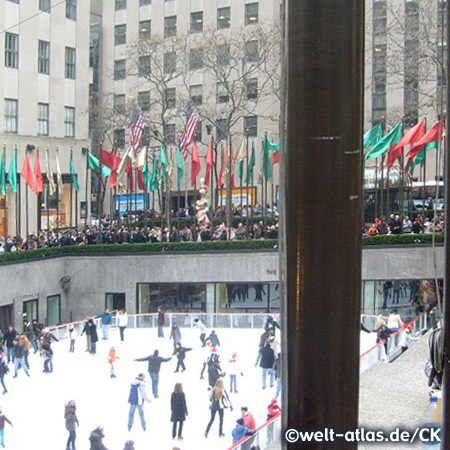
top-left (365, 122), bottom-right (402, 160)
top-left (7, 149), bottom-right (17, 193)
top-left (409, 141), bottom-right (437, 173)
top-left (87, 152), bottom-right (112, 177)
top-left (70, 150), bottom-right (80, 192)
top-left (160, 146), bottom-right (168, 189)
top-left (238, 160), bottom-right (244, 183)
top-left (246, 142), bottom-right (255, 185)
top-left (262, 133), bottom-right (272, 181)
top-left (141, 163), bottom-right (151, 190)
top-left (364, 123), bottom-right (383, 153)
top-left (150, 157), bottom-right (159, 191)
top-left (177, 145), bottom-right (183, 189)
top-left (0, 150), bottom-right (6, 196)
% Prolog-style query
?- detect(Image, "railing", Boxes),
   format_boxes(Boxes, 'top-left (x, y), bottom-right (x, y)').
top-left (227, 414), bottom-right (282, 450)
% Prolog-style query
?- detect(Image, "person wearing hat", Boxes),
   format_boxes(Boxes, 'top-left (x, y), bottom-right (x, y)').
top-left (228, 354), bottom-right (243, 394)
top-left (208, 358), bottom-right (225, 389)
top-left (232, 418), bottom-right (255, 445)
top-left (398, 325), bottom-right (420, 354)
top-left (89, 426), bottom-right (109, 450)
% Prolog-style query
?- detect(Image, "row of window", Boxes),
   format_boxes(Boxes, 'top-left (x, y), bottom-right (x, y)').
top-left (3, 100), bottom-right (75, 137)
top-left (4, 34), bottom-right (76, 79)
top-left (7, 0), bottom-right (77, 19)
top-left (114, 4), bottom-right (258, 43)
top-left (112, 116), bottom-right (257, 149)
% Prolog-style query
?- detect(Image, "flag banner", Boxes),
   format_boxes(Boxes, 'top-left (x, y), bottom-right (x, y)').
top-left (365, 122), bottom-right (402, 160)
top-left (34, 151), bottom-right (44, 194)
top-left (56, 149), bottom-right (63, 194)
top-left (180, 104), bottom-right (199, 160)
top-left (22, 153), bottom-right (36, 193)
top-left (125, 164), bottom-right (135, 193)
top-left (115, 147), bottom-right (133, 191)
top-left (387, 120), bottom-right (425, 169)
top-left (177, 145), bottom-right (184, 189)
top-left (46, 148), bottom-right (56, 195)
top-left (238, 159), bottom-right (244, 182)
top-left (131, 114), bottom-right (146, 151)
top-left (217, 148), bottom-right (226, 186)
top-left (160, 146), bottom-right (168, 189)
top-left (0, 150), bottom-right (6, 196)
top-left (205, 141), bottom-right (213, 187)
top-left (246, 142), bottom-right (256, 185)
top-left (364, 123), bottom-right (383, 153)
top-left (70, 150), bottom-right (80, 192)
top-left (7, 149), bottom-right (17, 193)
top-left (263, 133), bottom-right (273, 181)
top-left (87, 151), bottom-right (100, 170)
top-left (407, 120), bottom-right (444, 160)
top-left (150, 156), bottom-right (159, 191)
top-left (191, 142), bottom-right (201, 187)
top-left (101, 148), bottom-right (121, 170)
top-left (233, 137), bottom-right (247, 173)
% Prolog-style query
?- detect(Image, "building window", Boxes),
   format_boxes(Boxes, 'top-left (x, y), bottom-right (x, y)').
top-left (216, 44), bottom-right (230, 66)
top-left (189, 49), bottom-right (203, 70)
top-left (244, 116), bottom-right (257, 137)
top-left (66, 0), bottom-right (76, 20)
top-left (165, 16), bottom-right (177, 37)
top-left (164, 52), bottom-right (176, 74)
top-left (165, 88), bottom-right (176, 109)
top-left (115, 0), bottom-right (126, 10)
top-left (139, 20), bottom-right (151, 40)
top-left (114, 60), bottom-right (126, 80)
top-left (165, 124), bottom-right (176, 145)
top-left (245, 3), bottom-right (259, 25)
top-left (138, 91), bottom-right (151, 111)
top-left (64, 106), bottom-right (75, 137)
top-left (140, 0), bottom-right (151, 5)
top-left (4, 99), bottom-right (18, 134)
top-left (245, 40), bottom-right (258, 63)
top-left (38, 40), bottom-right (50, 75)
top-left (46, 295), bottom-right (61, 326)
top-left (39, 0), bottom-right (51, 11)
top-left (216, 83), bottom-right (229, 103)
top-left (5, 33), bottom-right (18, 69)
top-left (138, 56), bottom-right (150, 77)
top-left (115, 24), bottom-right (126, 46)
top-left (194, 121), bottom-right (202, 142)
top-left (190, 84), bottom-right (202, 105)
top-left (372, 92), bottom-right (386, 111)
top-left (38, 103), bottom-right (49, 136)
top-left (65, 47), bottom-right (76, 79)
top-left (246, 79), bottom-right (258, 100)
top-left (190, 11), bottom-right (203, 33)
top-left (114, 129), bottom-right (125, 149)
top-left (114, 94), bottom-right (126, 114)
top-left (217, 7), bottom-right (231, 29)
top-left (216, 119), bottom-right (228, 141)
top-left (7, 0), bottom-right (19, 4)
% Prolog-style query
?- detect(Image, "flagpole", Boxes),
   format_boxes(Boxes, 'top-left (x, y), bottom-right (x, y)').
top-left (46, 152), bottom-right (50, 232)
top-left (246, 137), bottom-right (249, 230)
top-left (25, 147), bottom-right (29, 238)
top-left (374, 157), bottom-right (378, 218)
top-left (85, 149), bottom-right (89, 229)
top-left (70, 148), bottom-right (73, 228)
top-left (36, 147), bottom-right (41, 233)
top-left (380, 153), bottom-right (385, 217)
top-left (16, 145), bottom-right (20, 235)
top-left (423, 118), bottom-right (427, 212)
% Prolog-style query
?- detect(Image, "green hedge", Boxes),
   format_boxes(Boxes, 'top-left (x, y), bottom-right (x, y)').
top-left (0, 233), bottom-right (442, 264)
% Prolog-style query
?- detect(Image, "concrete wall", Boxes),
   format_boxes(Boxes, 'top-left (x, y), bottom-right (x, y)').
top-left (0, 245), bottom-right (443, 327)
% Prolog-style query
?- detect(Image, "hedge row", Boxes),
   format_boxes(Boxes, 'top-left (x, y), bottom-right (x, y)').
top-left (0, 234), bottom-right (443, 264)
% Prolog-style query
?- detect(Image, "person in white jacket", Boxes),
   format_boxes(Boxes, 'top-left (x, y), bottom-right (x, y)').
top-left (228, 353), bottom-right (243, 394)
top-left (193, 318), bottom-right (207, 347)
top-left (387, 310), bottom-right (404, 346)
top-left (118, 309), bottom-right (128, 343)
top-left (65, 326), bottom-right (78, 353)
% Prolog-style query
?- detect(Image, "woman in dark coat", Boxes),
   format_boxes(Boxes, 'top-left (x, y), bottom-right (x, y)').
top-left (88, 320), bottom-right (99, 354)
top-left (64, 400), bottom-right (79, 450)
top-left (170, 382), bottom-right (188, 440)
top-left (89, 427), bottom-right (109, 450)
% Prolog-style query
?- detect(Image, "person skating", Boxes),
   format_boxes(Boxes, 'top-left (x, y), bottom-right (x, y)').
top-left (208, 359), bottom-right (225, 388)
top-left (89, 427), bottom-right (109, 450)
top-left (0, 407), bottom-right (12, 448)
top-left (200, 345), bottom-right (220, 380)
top-left (135, 350), bottom-right (171, 398)
top-left (108, 346), bottom-right (120, 378)
top-left (157, 307), bottom-right (165, 338)
top-left (31, 319), bottom-right (44, 354)
top-left (128, 373), bottom-right (151, 431)
top-left (40, 327), bottom-right (59, 372)
top-left (81, 319), bottom-right (92, 353)
top-left (123, 440), bottom-right (135, 450)
top-left (170, 323), bottom-right (182, 354)
top-left (96, 309), bottom-right (113, 340)
top-left (12, 338), bottom-right (29, 378)
top-left (0, 354), bottom-right (8, 394)
top-left (4, 325), bottom-right (17, 364)
top-left (66, 325), bottom-right (77, 353)
top-left (204, 379), bottom-right (232, 438)
top-left (19, 333), bottom-right (30, 369)
top-left (205, 330), bottom-right (220, 348)
top-left (193, 318), bottom-right (207, 347)
top-left (64, 400), bottom-right (79, 450)
top-left (228, 353), bottom-right (243, 393)
top-left (170, 382), bottom-right (188, 441)
top-left (174, 343), bottom-right (192, 373)
top-left (118, 309), bottom-right (128, 343)
top-left (260, 340), bottom-right (275, 389)
top-left (86, 319), bottom-right (99, 354)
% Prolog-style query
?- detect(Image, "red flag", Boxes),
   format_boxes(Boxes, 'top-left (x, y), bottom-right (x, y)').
top-left (34, 152), bottom-right (44, 194)
top-left (125, 164), bottom-right (135, 193)
top-left (217, 149), bottom-right (225, 186)
top-left (191, 142), bottom-right (201, 187)
top-left (407, 120), bottom-right (444, 161)
top-left (273, 151), bottom-right (280, 164)
top-left (137, 166), bottom-right (145, 190)
top-left (387, 120), bottom-right (424, 169)
top-left (230, 148), bottom-right (235, 188)
top-left (101, 148), bottom-right (121, 170)
top-left (22, 153), bottom-right (36, 193)
top-left (205, 141), bottom-right (213, 187)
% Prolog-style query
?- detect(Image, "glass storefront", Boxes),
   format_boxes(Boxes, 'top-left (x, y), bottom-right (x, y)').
top-left (136, 282), bottom-right (280, 313)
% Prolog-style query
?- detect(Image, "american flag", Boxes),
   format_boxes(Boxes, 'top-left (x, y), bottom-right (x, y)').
top-left (131, 114), bottom-right (146, 151)
top-left (179, 105), bottom-right (199, 161)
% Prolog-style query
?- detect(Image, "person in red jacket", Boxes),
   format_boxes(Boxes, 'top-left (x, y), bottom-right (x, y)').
top-left (241, 406), bottom-right (256, 430)
top-left (267, 398), bottom-right (282, 420)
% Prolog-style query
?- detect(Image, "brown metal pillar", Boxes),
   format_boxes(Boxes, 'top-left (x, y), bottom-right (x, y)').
top-left (284, 1), bottom-right (364, 449)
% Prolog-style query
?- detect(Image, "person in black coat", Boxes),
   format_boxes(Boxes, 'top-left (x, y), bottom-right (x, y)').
top-left (260, 341), bottom-right (275, 389)
top-left (264, 315), bottom-right (281, 333)
top-left (0, 353), bottom-right (9, 394)
top-left (208, 360), bottom-right (225, 388)
top-left (89, 427), bottom-right (109, 450)
top-left (205, 330), bottom-right (220, 348)
top-left (4, 326), bottom-right (17, 364)
top-left (88, 320), bottom-right (98, 354)
top-left (170, 382), bottom-right (188, 440)
top-left (135, 350), bottom-right (171, 398)
top-left (174, 343), bottom-right (192, 373)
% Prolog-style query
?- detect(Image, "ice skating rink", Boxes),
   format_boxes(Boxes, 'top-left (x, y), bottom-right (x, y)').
top-left (1, 326), bottom-right (376, 450)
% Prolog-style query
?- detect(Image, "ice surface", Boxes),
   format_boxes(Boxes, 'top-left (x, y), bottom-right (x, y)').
top-left (1, 327), bottom-right (375, 450)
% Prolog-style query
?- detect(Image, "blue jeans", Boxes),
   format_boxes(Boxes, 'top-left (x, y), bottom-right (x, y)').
top-left (230, 374), bottom-right (237, 392)
top-left (14, 357), bottom-right (29, 376)
top-left (91, 342), bottom-right (96, 354)
top-left (102, 324), bottom-right (109, 339)
top-left (158, 325), bottom-right (164, 338)
top-left (262, 368), bottom-right (274, 389)
top-left (31, 338), bottom-right (39, 354)
top-left (128, 403), bottom-right (146, 430)
top-left (6, 347), bottom-right (13, 364)
top-left (150, 372), bottom-right (159, 397)
top-left (0, 427), bottom-right (4, 446)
